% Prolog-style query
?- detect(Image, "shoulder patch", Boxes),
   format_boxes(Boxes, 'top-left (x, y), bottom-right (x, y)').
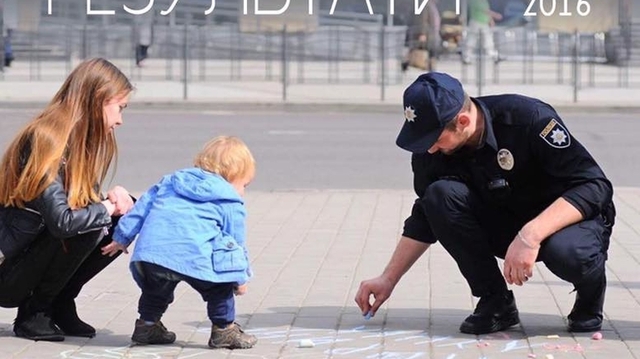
top-left (539, 119), bottom-right (570, 149)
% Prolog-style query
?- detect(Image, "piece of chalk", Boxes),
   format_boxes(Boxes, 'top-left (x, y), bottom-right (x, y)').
top-left (298, 339), bottom-right (315, 348)
top-left (546, 334), bottom-right (560, 339)
top-left (364, 310), bottom-right (374, 320)
top-left (591, 332), bottom-right (603, 340)
top-left (527, 354), bottom-right (536, 358)
top-left (544, 354), bottom-right (554, 359)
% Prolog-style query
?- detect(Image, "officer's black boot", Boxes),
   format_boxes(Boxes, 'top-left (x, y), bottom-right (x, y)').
top-left (567, 274), bottom-right (606, 332)
top-left (460, 290), bottom-right (520, 334)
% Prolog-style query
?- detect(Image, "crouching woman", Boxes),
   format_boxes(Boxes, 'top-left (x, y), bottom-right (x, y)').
top-left (0, 58), bottom-right (135, 342)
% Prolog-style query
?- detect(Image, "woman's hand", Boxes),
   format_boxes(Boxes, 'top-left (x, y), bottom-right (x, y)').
top-left (101, 199), bottom-right (117, 216)
top-left (107, 186), bottom-right (134, 216)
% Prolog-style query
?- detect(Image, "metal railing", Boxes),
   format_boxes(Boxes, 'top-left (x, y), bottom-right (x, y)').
top-left (1, 20), bottom-right (638, 103)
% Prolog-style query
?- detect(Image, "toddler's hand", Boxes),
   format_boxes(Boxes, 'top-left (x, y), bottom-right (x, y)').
top-left (101, 241), bottom-right (128, 257)
top-left (234, 284), bottom-right (248, 296)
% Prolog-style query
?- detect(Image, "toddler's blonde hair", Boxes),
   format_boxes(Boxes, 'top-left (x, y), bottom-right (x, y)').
top-left (194, 136), bottom-right (255, 182)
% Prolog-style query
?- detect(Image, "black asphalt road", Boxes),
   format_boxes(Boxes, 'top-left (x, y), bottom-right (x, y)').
top-left (0, 109), bottom-right (636, 192)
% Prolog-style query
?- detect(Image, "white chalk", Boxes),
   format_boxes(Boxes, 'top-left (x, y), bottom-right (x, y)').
top-left (544, 354), bottom-right (554, 359)
top-left (298, 339), bottom-right (315, 348)
top-left (546, 334), bottom-right (560, 339)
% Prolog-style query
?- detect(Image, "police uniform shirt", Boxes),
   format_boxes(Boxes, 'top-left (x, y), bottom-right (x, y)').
top-left (402, 94), bottom-right (614, 244)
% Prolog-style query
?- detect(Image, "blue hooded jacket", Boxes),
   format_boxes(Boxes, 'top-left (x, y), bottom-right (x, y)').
top-left (113, 167), bottom-right (251, 284)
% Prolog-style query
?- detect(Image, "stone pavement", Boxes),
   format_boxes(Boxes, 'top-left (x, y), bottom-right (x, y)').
top-left (0, 188), bottom-right (638, 359)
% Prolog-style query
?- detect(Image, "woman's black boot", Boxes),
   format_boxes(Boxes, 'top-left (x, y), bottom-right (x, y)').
top-left (52, 299), bottom-right (96, 338)
top-left (14, 302), bottom-right (64, 341)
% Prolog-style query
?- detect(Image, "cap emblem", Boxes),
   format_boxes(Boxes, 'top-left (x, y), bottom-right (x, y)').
top-left (404, 106), bottom-right (417, 122)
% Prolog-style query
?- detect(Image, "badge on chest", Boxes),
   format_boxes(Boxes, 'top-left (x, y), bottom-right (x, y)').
top-left (497, 148), bottom-right (514, 171)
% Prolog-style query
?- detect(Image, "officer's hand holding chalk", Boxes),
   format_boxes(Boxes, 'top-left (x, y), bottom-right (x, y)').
top-left (354, 275), bottom-right (396, 321)
top-left (364, 310), bottom-right (374, 320)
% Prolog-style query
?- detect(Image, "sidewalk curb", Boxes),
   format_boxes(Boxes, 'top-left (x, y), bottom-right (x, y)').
top-left (2, 100), bottom-right (640, 113)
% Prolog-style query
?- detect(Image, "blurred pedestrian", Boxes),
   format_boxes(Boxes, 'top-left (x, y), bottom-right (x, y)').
top-left (401, 0), bottom-right (441, 72)
top-left (135, 10), bottom-right (154, 67)
top-left (3, 0), bottom-right (18, 67)
top-left (462, 0), bottom-right (503, 64)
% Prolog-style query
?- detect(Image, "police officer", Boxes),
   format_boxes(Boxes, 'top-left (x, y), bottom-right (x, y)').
top-left (354, 72), bottom-right (614, 334)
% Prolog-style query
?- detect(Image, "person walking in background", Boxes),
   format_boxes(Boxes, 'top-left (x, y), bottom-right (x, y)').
top-left (0, 58), bottom-right (135, 341)
top-left (401, 0), bottom-right (441, 72)
top-left (135, 10), bottom-right (154, 67)
top-left (103, 136), bottom-right (258, 350)
top-left (2, 0), bottom-right (18, 67)
top-left (3, 28), bottom-right (14, 68)
top-left (462, 0), bottom-right (503, 64)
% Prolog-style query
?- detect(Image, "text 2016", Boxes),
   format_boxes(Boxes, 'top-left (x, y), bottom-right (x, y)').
top-left (524, 0), bottom-right (591, 17)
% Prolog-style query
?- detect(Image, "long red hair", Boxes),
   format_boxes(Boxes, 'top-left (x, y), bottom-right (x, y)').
top-left (0, 58), bottom-right (133, 209)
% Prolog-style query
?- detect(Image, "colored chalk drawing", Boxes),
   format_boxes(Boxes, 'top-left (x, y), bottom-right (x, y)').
top-left (58, 326), bottom-right (591, 358)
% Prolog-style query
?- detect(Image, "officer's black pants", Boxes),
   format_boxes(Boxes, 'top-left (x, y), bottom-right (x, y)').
top-left (0, 217), bottom-right (122, 314)
top-left (422, 180), bottom-right (611, 297)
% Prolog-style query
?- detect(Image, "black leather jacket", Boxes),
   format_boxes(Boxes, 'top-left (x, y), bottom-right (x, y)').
top-left (29, 176), bottom-right (112, 238)
top-left (1, 138), bottom-right (112, 261)
top-left (0, 175), bottom-right (112, 260)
